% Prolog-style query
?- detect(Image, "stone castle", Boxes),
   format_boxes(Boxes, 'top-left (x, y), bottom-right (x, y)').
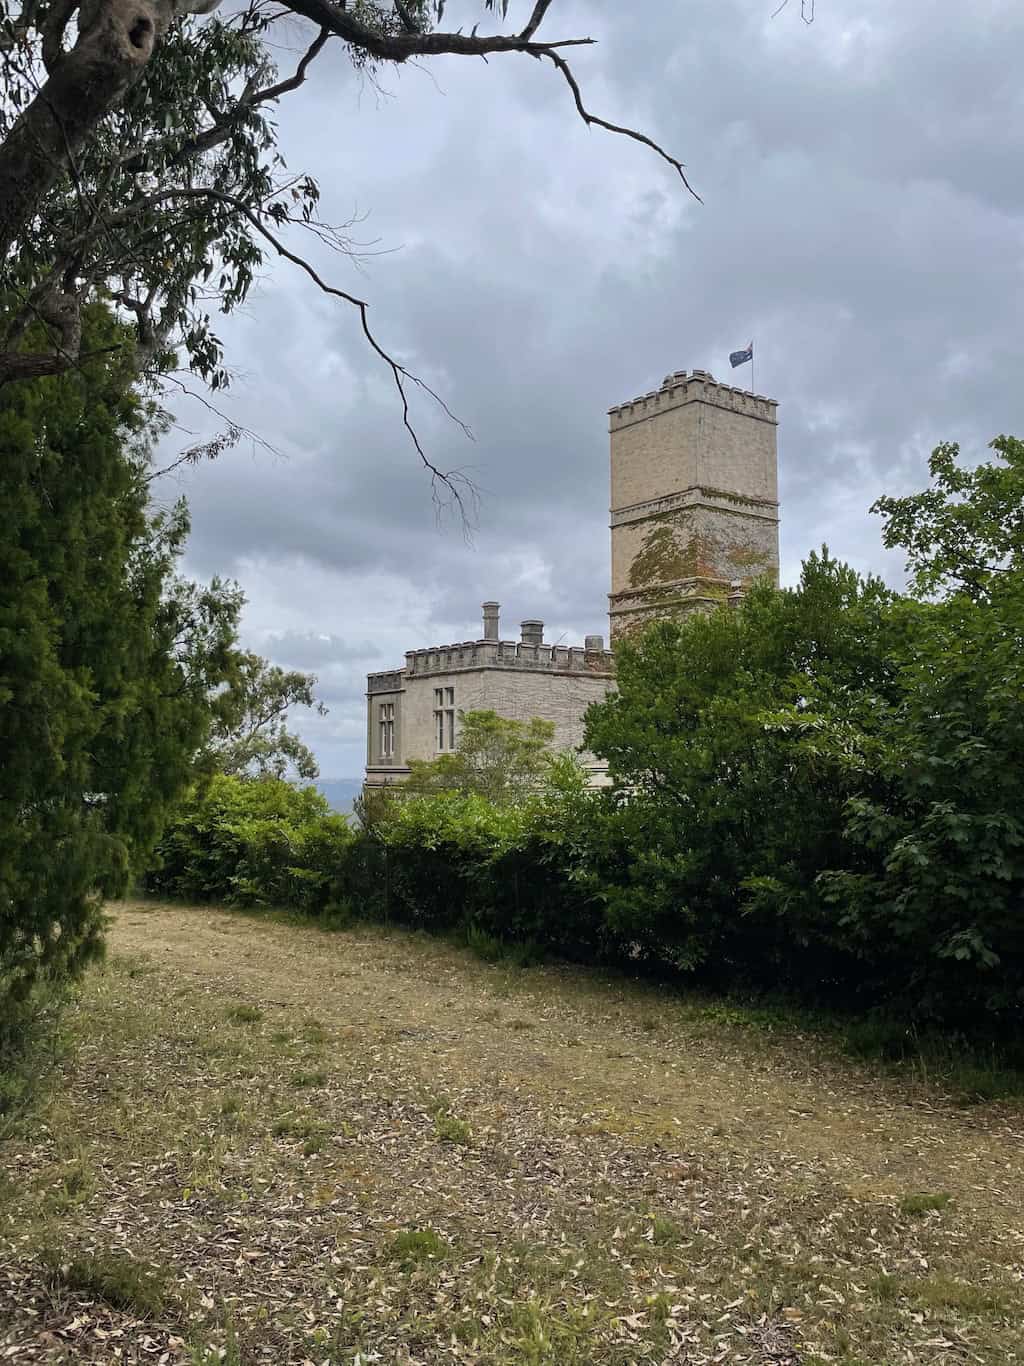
top-left (364, 367), bottom-right (779, 787)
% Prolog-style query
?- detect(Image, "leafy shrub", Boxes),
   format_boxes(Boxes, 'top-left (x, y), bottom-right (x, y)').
top-left (145, 775), bottom-right (355, 915)
top-left (378, 783), bottom-right (609, 961)
top-left (1, 315), bottom-right (241, 1105)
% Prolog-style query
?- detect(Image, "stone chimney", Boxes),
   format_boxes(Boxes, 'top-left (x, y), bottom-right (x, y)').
top-left (482, 601), bottom-right (500, 641)
top-left (585, 634), bottom-right (605, 651)
top-left (520, 619), bottom-right (544, 646)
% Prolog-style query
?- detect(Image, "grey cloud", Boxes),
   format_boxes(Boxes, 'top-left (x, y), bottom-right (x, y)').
top-left (256, 630), bottom-right (378, 669)
top-left (164, 0), bottom-right (1024, 776)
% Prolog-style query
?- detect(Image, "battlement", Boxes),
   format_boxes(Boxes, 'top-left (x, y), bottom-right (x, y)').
top-left (404, 637), bottom-right (614, 679)
top-left (367, 669), bottom-right (404, 695)
top-left (608, 368), bottom-right (777, 431)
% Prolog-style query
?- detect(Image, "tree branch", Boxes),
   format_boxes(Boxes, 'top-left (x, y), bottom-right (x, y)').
top-left (120, 25), bottom-right (331, 175)
top-left (41, 0), bottom-right (77, 73)
top-left (100, 184), bottom-right (475, 511)
top-left (277, 0), bottom-right (698, 197)
top-left (519, 0), bottom-right (552, 42)
top-left (533, 47), bottom-right (700, 200)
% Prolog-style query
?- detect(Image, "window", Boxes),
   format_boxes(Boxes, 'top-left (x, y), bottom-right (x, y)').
top-left (433, 686), bottom-right (455, 751)
top-left (378, 701), bottom-right (395, 758)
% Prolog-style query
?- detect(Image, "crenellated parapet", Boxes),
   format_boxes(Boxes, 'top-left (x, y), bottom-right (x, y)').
top-left (367, 669), bottom-right (404, 695)
top-left (404, 637), bottom-right (614, 679)
top-left (608, 368), bottom-right (777, 430)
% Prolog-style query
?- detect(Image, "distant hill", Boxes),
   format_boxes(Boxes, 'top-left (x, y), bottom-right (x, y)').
top-left (316, 778), bottom-right (363, 814)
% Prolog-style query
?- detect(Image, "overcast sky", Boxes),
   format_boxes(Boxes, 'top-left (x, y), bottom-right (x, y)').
top-left (162, 0), bottom-right (1024, 778)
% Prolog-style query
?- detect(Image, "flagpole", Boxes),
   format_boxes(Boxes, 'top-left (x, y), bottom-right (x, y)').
top-left (750, 343), bottom-right (754, 396)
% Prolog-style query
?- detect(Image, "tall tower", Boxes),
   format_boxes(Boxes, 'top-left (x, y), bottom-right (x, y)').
top-left (608, 368), bottom-right (779, 638)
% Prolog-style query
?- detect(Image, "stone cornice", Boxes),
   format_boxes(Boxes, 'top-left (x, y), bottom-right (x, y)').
top-left (611, 484), bottom-right (779, 528)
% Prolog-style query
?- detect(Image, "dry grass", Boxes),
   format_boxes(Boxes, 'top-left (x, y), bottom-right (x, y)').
top-left (2, 898), bottom-right (1023, 1364)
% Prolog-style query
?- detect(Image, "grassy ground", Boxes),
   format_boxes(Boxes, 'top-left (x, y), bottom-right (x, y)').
top-left (2, 900), bottom-right (1023, 1364)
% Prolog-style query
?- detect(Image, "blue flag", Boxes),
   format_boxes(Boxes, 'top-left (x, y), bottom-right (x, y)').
top-left (729, 342), bottom-right (753, 368)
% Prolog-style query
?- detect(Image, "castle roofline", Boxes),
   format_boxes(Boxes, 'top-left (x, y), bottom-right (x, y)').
top-left (367, 635), bottom-right (615, 693)
top-left (608, 367), bottom-right (778, 423)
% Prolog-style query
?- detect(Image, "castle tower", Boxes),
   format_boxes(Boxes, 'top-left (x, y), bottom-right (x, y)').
top-left (608, 368), bottom-right (779, 638)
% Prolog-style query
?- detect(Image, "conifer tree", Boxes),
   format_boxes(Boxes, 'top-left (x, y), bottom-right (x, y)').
top-left (0, 308), bottom-right (240, 1102)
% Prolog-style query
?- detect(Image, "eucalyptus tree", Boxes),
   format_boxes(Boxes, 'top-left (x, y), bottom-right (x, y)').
top-left (0, 0), bottom-right (701, 493)
top-left (203, 650), bottom-right (325, 781)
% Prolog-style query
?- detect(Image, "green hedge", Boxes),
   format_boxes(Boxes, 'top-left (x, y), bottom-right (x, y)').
top-left (145, 750), bottom-right (1024, 1034)
top-left (144, 776), bottom-right (356, 916)
top-left (144, 775), bottom-right (609, 956)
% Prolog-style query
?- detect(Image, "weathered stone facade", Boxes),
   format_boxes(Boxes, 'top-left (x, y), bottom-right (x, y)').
top-left (608, 368), bottom-right (778, 636)
top-left (364, 365), bottom-right (779, 786)
top-left (364, 610), bottom-right (615, 788)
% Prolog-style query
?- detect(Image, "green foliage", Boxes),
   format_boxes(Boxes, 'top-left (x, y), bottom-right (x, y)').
top-left (3, 0), bottom-right (667, 408)
top-left (582, 550), bottom-right (900, 986)
top-left (378, 782), bottom-right (606, 957)
top-left (145, 774), bottom-right (354, 914)
top-left (5, 9), bottom-right (324, 389)
top-left (433, 1111), bottom-right (472, 1145)
top-left (0, 313), bottom-right (240, 1106)
top-left (817, 579), bottom-right (1024, 1018)
top-left (580, 438), bottom-right (1024, 1026)
top-left (404, 709), bottom-right (559, 804)
top-left (203, 650), bottom-right (325, 781)
top-left (899, 1192), bottom-right (951, 1217)
top-left (225, 1004), bottom-right (263, 1026)
top-left (386, 1227), bottom-right (449, 1269)
top-left (0, 979), bottom-right (66, 1133)
top-left (873, 435), bottom-right (1024, 600)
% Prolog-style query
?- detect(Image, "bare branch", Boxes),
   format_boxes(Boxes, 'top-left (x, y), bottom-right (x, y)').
top-left (283, 0), bottom-right (590, 62)
top-left (519, 1), bottom-right (553, 42)
top-left (535, 47), bottom-right (701, 201)
top-left (253, 24), bottom-right (330, 103)
top-left (771, 0), bottom-right (816, 20)
top-left (107, 185), bottom-right (475, 513)
top-left (278, 1), bottom-right (699, 198)
top-left (149, 373), bottom-right (284, 480)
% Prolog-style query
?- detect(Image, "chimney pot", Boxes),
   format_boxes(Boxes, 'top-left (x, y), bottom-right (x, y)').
top-left (482, 601), bottom-right (500, 641)
top-left (584, 634), bottom-right (604, 651)
top-left (520, 619), bottom-right (544, 646)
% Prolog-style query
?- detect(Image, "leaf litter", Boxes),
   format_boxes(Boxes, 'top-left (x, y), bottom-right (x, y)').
top-left (1, 899), bottom-right (1023, 1363)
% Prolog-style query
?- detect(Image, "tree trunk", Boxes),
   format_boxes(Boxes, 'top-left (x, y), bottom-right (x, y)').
top-left (0, 0), bottom-right (163, 261)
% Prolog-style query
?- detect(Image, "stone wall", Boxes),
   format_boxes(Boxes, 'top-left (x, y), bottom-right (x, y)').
top-left (365, 643), bottom-right (615, 786)
top-left (608, 368), bottom-right (779, 637)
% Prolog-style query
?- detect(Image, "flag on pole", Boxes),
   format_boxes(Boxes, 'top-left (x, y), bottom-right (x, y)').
top-left (729, 341), bottom-right (753, 368)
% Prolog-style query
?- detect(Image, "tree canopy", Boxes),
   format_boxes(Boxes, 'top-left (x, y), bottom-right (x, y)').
top-left (404, 708), bottom-right (557, 804)
top-left (203, 650), bottom-right (325, 781)
top-left (872, 435), bottom-right (1024, 602)
top-left (580, 438), bottom-right (1024, 1022)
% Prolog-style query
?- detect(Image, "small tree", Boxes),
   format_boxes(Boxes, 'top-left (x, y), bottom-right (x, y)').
top-left (203, 650), bottom-right (325, 781)
top-left (405, 709), bottom-right (556, 804)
